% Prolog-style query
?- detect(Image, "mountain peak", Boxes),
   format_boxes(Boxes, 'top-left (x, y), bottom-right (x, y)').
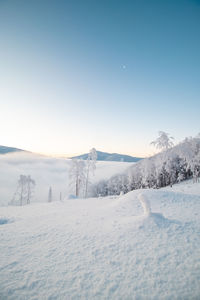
top-left (0, 145), bottom-right (24, 155)
top-left (71, 150), bottom-right (142, 162)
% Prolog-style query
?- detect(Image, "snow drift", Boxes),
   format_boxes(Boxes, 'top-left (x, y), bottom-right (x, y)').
top-left (0, 180), bottom-right (200, 299)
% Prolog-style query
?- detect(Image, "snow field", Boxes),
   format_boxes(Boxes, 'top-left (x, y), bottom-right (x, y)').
top-left (0, 181), bottom-right (200, 299)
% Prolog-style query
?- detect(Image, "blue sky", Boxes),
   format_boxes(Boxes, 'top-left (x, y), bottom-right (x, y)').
top-left (0, 0), bottom-right (199, 157)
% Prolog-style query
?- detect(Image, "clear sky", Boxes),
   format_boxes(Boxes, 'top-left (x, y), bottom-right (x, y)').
top-left (0, 0), bottom-right (199, 157)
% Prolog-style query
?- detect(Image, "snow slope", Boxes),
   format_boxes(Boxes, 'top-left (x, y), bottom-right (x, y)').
top-left (0, 152), bottom-right (134, 205)
top-left (0, 180), bottom-right (200, 299)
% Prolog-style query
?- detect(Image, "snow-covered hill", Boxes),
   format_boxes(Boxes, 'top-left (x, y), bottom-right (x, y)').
top-left (0, 180), bottom-right (200, 299)
top-left (97, 135), bottom-right (200, 196)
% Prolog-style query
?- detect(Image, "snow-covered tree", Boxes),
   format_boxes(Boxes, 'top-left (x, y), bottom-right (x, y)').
top-left (177, 137), bottom-right (200, 182)
top-left (48, 186), bottom-right (52, 202)
top-left (16, 175), bottom-right (27, 206)
top-left (151, 131), bottom-right (174, 151)
top-left (26, 175), bottom-right (35, 204)
top-left (11, 175), bottom-right (35, 206)
top-left (85, 148), bottom-right (97, 198)
top-left (92, 135), bottom-right (200, 196)
top-left (69, 159), bottom-right (86, 197)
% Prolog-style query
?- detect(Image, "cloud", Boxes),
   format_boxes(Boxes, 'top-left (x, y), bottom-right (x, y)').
top-left (0, 152), bottom-right (132, 206)
top-left (0, 152), bottom-right (69, 206)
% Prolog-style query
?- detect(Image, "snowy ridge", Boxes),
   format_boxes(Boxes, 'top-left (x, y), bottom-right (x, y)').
top-left (0, 180), bottom-right (200, 299)
top-left (0, 145), bottom-right (25, 155)
top-left (94, 136), bottom-right (200, 196)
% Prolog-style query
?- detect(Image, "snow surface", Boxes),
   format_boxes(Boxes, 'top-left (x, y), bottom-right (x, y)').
top-left (0, 152), bottom-right (134, 205)
top-left (0, 180), bottom-right (200, 299)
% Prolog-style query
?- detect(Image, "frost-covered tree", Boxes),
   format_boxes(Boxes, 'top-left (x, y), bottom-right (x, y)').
top-left (151, 131), bottom-right (174, 151)
top-left (16, 175), bottom-right (27, 206)
top-left (11, 175), bottom-right (35, 206)
top-left (91, 179), bottom-right (108, 197)
top-left (48, 186), bottom-right (52, 202)
top-left (85, 148), bottom-right (97, 198)
top-left (26, 175), bottom-right (36, 204)
top-left (143, 159), bottom-right (157, 188)
top-left (92, 135), bottom-right (200, 196)
top-left (119, 174), bottom-right (129, 194)
top-left (69, 159), bottom-right (86, 197)
top-left (177, 137), bottom-right (200, 183)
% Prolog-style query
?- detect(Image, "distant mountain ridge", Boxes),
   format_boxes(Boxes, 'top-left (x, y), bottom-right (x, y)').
top-left (0, 146), bottom-right (143, 162)
top-left (71, 150), bottom-right (142, 162)
top-left (0, 146), bottom-right (24, 154)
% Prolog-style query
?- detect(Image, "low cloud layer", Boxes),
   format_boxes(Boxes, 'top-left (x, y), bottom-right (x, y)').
top-left (0, 153), bottom-right (69, 206)
top-left (0, 153), bottom-right (132, 206)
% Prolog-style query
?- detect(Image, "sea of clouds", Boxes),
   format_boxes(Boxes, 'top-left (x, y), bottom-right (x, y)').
top-left (0, 152), bottom-right (132, 206)
top-left (0, 152), bottom-right (70, 206)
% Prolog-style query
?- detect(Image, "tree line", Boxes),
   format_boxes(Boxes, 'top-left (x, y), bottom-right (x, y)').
top-left (92, 133), bottom-right (200, 197)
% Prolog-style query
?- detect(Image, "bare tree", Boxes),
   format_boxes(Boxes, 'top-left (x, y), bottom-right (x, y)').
top-left (19, 175), bottom-right (27, 206)
top-left (85, 148), bottom-right (97, 198)
top-left (11, 175), bottom-right (35, 206)
top-left (26, 175), bottom-right (35, 204)
top-left (69, 159), bottom-right (86, 197)
top-left (151, 131), bottom-right (174, 151)
top-left (48, 186), bottom-right (52, 202)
